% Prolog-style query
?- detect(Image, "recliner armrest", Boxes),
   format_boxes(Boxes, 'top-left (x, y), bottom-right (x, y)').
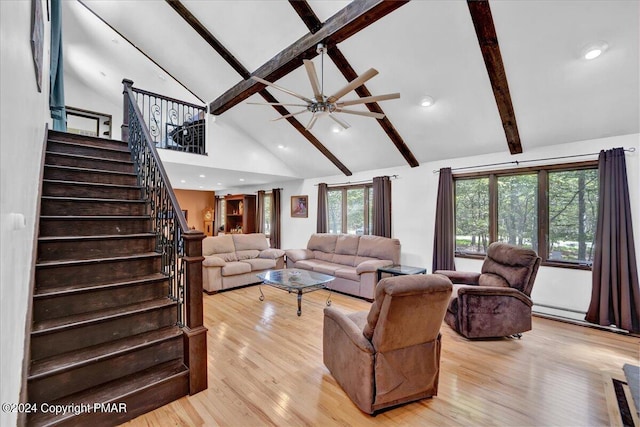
top-left (285, 248), bottom-right (314, 263)
top-left (457, 285), bottom-right (533, 307)
top-left (435, 270), bottom-right (481, 285)
top-left (323, 307), bottom-right (375, 353)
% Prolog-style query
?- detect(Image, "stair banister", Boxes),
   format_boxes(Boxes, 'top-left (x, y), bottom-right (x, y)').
top-left (122, 78), bottom-right (207, 395)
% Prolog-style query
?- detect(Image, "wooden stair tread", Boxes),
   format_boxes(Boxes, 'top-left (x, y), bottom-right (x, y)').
top-left (40, 214), bottom-right (150, 220)
top-left (43, 179), bottom-right (142, 190)
top-left (47, 136), bottom-right (129, 151)
top-left (41, 195), bottom-right (145, 203)
top-left (36, 252), bottom-right (160, 268)
top-left (34, 273), bottom-right (167, 298)
top-left (32, 298), bottom-right (176, 334)
top-left (46, 150), bottom-right (134, 165)
top-left (38, 233), bottom-right (155, 243)
top-left (27, 359), bottom-right (188, 426)
top-left (29, 326), bottom-right (182, 379)
top-left (44, 164), bottom-right (137, 176)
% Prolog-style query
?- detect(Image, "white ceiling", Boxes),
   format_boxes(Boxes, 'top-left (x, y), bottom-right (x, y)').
top-left (64, 0), bottom-right (639, 191)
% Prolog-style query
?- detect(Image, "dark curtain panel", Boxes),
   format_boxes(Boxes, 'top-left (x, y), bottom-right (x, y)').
top-left (50, 0), bottom-right (66, 131)
top-left (586, 148), bottom-right (640, 332)
top-left (257, 190), bottom-right (265, 234)
top-left (270, 189), bottom-right (281, 249)
top-left (213, 196), bottom-right (221, 235)
top-left (432, 167), bottom-right (456, 272)
top-left (372, 176), bottom-right (392, 237)
top-left (317, 183), bottom-right (328, 233)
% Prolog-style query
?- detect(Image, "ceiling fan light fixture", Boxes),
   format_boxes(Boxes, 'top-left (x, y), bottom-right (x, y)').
top-left (421, 96), bottom-right (435, 107)
top-left (582, 41), bottom-right (608, 60)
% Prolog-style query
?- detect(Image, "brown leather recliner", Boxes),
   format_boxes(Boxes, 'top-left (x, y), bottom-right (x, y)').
top-left (436, 242), bottom-right (541, 339)
top-left (322, 274), bottom-right (452, 414)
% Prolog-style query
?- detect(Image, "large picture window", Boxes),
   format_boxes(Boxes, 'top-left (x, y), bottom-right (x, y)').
top-left (327, 184), bottom-right (372, 235)
top-left (454, 162), bottom-right (598, 269)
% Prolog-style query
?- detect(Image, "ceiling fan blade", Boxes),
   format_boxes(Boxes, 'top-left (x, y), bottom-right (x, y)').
top-left (327, 68), bottom-right (379, 103)
top-left (251, 76), bottom-right (314, 103)
top-left (305, 114), bottom-right (318, 130)
top-left (336, 109), bottom-right (385, 119)
top-left (329, 114), bottom-right (351, 130)
top-left (247, 101), bottom-right (309, 107)
top-left (336, 93), bottom-right (400, 107)
top-left (303, 60), bottom-right (322, 101)
top-left (271, 109), bottom-right (308, 121)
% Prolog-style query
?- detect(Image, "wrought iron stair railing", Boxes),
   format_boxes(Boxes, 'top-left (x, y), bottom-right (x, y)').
top-left (122, 78), bottom-right (207, 395)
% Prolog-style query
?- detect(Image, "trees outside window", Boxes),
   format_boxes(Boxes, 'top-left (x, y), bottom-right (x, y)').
top-left (327, 184), bottom-right (372, 235)
top-left (262, 193), bottom-right (272, 237)
top-left (454, 162), bottom-right (598, 268)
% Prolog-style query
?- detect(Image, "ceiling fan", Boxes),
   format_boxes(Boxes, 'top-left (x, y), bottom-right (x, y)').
top-left (247, 43), bottom-right (400, 131)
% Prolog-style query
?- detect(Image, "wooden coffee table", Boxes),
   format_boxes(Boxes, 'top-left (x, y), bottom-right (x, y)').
top-left (257, 269), bottom-right (334, 316)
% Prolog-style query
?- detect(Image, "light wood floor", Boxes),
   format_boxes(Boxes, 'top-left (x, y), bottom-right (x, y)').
top-left (123, 285), bottom-right (639, 426)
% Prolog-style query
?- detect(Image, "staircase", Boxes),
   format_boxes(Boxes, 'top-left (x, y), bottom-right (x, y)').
top-left (27, 130), bottom-right (190, 426)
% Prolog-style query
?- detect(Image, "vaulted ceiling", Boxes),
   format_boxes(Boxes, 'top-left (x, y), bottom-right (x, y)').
top-left (63, 0), bottom-right (639, 190)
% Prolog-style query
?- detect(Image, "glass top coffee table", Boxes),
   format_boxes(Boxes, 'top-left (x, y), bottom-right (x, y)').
top-left (257, 269), bottom-right (334, 316)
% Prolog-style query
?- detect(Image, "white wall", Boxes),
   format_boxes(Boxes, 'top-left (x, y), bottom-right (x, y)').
top-left (233, 134), bottom-right (640, 320)
top-left (0, 1), bottom-right (51, 425)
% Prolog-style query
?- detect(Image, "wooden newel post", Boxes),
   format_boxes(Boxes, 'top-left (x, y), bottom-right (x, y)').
top-left (182, 230), bottom-right (208, 394)
top-left (121, 79), bottom-right (134, 143)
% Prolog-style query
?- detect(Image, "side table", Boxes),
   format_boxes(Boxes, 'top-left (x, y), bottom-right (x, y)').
top-left (377, 264), bottom-right (427, 282)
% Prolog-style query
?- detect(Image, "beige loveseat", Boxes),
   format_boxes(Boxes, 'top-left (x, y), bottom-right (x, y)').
top-left (202, 233), bottom-right (285, 294)
top-left (285, 234), bottom-right (400, 300)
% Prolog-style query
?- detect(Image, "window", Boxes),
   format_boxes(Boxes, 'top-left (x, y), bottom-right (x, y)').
top-left (454, 162), bottom-right (598, 268)
top-left (262, 193), bottom-right (272, 237)
top-left (327, 184), bottom-right (372, 235)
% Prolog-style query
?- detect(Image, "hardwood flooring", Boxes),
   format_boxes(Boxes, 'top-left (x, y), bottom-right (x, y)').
top-left (123, 285), bottom-right (639, 426)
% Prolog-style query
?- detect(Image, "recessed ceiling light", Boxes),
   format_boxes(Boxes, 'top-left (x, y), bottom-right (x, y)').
top-left (421, 96), bottom-right (435, 107)
top-left (239, 178), bottom-right (245, 182)
top-left (582, 41), bottom-right (608, 60)
top-left (99, 71), bottom-right (106, 77)
top-left (277, 144), bottom-right (286, 149)
top-left (199, 186), bottom-right (204, 189)
top-left (180, 179), bottom-right (186, 183)
top-left (216, 182), bottom-right (222, 186)
top-left (199, 174), bottom-right (206, 178)
top-left (111, 38), bottom-right (119, 44)
top-left (158, 74), bottom-right (166, 81)
top-left (332, 126), bottom-right (342, 133)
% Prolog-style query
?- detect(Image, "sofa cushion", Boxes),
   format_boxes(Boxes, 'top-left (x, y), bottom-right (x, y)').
top-left (307, 233), bottom-right (338, 253)
top-left (241, 258), bottom-right (276, 271)
top-left (221, 261), bottom-right (251, 276)
top-left (335, 234), bottom-right (360, 255)
top-left (332, 254), bottom-right (356, 266)
top-left (202, 235), bottom-right (235, 256)
top-left (357, 235), bottom-right (401, 265)
top-left (314, 263), bottom-right (341, 276)
top-left (232, 233), bottom-right (269, 251)
top-left (335, 266), bottom-right (359, 282)
top-left (295, 259), bottom-right (336, 272)
top-left (353, 256), bottom-right (377, 267)
top-left (259, 249), bottom-right (285, 259)
top-left (217, 252), bottom-right (238, 262)
top-left (236, 249), bottom-right (260, 260)
top-left (313, 250), bottom-right (334, 262)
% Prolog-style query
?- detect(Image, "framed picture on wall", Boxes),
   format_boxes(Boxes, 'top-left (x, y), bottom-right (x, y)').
top-left (291, 195), bottom-right (308, 218)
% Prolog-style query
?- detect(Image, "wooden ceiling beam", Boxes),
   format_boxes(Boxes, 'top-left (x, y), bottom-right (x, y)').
top-left (209, 0), bottom-right (409, 115)
top-left (289, 1), bottom-right (419, 168)
top-left (165, 0), bottom-right (351, 175)
top-left (467, 0), bottom-right (523, 154)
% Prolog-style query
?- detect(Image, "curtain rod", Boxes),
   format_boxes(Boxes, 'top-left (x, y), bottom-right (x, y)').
top-left (314, 175), bottom-right (399, 186)
top-left (432, 147), bottom-right (636, 173)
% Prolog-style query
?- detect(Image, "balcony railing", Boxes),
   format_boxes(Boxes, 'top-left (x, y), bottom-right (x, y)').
top-left (125, 80), bottom-right (207, 155)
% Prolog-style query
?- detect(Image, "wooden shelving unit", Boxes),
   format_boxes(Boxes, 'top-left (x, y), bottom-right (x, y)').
top-left (224, 194), bottom-right (256, 234)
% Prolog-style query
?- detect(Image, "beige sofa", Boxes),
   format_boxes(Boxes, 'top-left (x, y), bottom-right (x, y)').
top-left (202, 233), bottom-right (285, 294)
top-left (285, 234), bottom-right (400, 300)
